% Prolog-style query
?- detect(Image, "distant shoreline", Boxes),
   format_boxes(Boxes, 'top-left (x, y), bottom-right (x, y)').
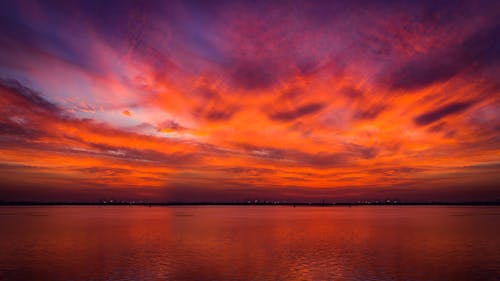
top-left (0, 202), bottom-right (499, 206)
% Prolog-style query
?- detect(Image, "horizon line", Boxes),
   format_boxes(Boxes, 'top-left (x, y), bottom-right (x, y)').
top-left (1, 201), bottom-right (499, 206)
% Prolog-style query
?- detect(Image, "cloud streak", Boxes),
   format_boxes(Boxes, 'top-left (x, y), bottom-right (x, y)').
top-left (414, 101), bottom-right (476, 126)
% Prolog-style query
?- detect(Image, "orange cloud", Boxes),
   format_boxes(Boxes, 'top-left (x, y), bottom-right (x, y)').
top-left (0, 1), bottom-right (498, 202)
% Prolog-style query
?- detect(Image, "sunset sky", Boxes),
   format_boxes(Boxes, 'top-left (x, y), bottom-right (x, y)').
top-left (0, 0), bottom-right (499, 202)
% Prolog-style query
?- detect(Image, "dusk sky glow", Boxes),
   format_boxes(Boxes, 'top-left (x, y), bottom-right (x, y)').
top-left (0, 0), bottom-right (499, 202)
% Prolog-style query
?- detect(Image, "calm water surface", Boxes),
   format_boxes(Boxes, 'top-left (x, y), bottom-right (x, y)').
top-left (0, 206), bottom-right (499, 281)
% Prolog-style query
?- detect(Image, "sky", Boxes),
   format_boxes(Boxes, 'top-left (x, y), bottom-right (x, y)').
top-left (0, 0), bottom-right (499, 202)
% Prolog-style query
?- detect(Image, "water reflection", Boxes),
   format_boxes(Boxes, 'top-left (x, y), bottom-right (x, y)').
top-left (0, 206), bottom-right (499, 280)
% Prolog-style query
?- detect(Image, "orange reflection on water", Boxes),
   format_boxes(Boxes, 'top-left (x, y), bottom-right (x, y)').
top-left (0, 206), bottom-right (499, 281)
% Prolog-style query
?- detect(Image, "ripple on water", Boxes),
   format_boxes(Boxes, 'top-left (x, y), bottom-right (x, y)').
top-left (0, 206), bottom-right (499, 281)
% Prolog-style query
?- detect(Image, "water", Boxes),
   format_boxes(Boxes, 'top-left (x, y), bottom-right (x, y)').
top-left (0, 206), bottom-right (499, 281)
